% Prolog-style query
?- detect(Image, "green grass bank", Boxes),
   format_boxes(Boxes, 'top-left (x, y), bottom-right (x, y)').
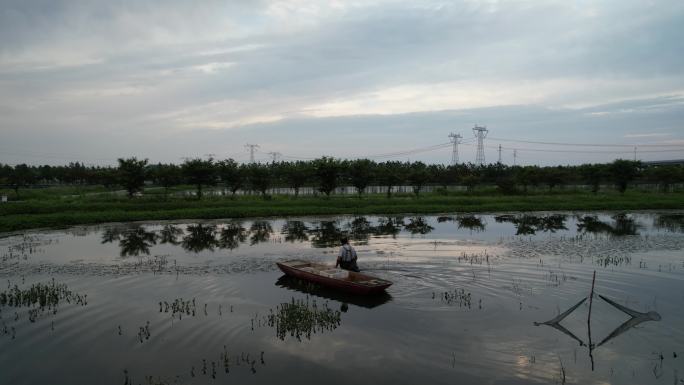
top-left (1, 187), bottom-right (683, 234)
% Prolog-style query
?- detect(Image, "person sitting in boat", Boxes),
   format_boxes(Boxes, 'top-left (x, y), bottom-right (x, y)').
top-left (336, 237), bottom-right (360, 272)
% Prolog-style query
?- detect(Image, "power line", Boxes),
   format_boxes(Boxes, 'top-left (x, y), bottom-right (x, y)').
top-left (280, 154), bottom-right (319, 161)
top-left (488, 136), bottom-right (684, 148)
top-left (367, 142), bottom-right (453, 159)
top-left (478, 143), bottom-right (684, 154)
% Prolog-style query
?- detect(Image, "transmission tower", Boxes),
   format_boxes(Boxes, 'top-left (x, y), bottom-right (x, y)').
top-left (513, 149), bottom-right (517, 166)
top-left (448, 132), bottom-right (462, 165)
top-left (472, 125), bottom-right (489, 165)
top-left (497, 145), bottom-right (502, 164)
top-left (267, 151), bottom-right (281, 163)
top-left (245, 143), bottom-right (260, 163)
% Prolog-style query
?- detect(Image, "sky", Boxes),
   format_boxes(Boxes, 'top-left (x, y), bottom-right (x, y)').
top-left (1, 0), bottom-right (684, 166)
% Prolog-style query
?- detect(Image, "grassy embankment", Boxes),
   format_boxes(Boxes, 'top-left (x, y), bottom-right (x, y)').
top-left (1, 186), bottom-right (683, 233)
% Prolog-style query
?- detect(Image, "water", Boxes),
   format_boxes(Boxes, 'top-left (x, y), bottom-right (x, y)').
top-left (1, 212), bottom-right (683, 384)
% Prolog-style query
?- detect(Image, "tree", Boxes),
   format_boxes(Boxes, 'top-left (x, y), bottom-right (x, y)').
top-left (65, 162), bottom-right (87, 185)
top-left (246, 163), bottom-right (272, 198)
top-left (495, 176), bottom-right (518, 195)
top-left (313, 157), bottom-right (341, 197)
top-left (182, 158), bottom-right (217, 199)
top-left (280, 161), bottom-right (311, 198)
top-left (348, 159), bottom-right (374, 198)
top-left (218, 159), bottom-right (245, 197)
top-left (37, 165), bottom-right (56, 184)
top-left (152, 163), bottom-right (182, 199)
top-left (541, 167), bottom-right (567, 191)
top-left (579, 163), bottom-right (605, 194)
top-left (608, 159), bottom-right (640, 194)
top-left (408, 161), bottom-right (429, 198)
top-left (99, 167), bottom-right (120, 191)
top-left (454, 163), bottom-right (483, 193)
top-left (428, 164), bottom-right (457, 192)
top-left (644, 164), bottom-right (682, 192)
top-left (462, 176), bottom-right (479, 192)
top-left (8, 164), bottom-right (36, 197)
top-left (0, 164), bottom-right (12, 187)
top-left (378, 161), bottom-right (404, 198)
top-left (117, 158), bottom-right (148, 198)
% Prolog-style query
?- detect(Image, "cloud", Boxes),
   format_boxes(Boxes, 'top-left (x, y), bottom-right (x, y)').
top-left (624, 133), bottom-right (671, 138)
top-left (1, 0), bottom-right (683, 165)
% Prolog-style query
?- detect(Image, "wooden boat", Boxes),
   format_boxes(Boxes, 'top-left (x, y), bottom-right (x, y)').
top-left (276, 260), bottom-right (393, 295)
top-left (275, 275), bottom-right (392, 308)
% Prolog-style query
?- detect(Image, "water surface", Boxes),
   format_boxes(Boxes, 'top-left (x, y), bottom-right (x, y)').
top-left (1, 212), bottom-right (683, 384)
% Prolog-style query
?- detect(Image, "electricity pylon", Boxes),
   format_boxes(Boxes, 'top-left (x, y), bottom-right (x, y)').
top-left (245, 144), bottom-right (259, 163)
top-left (448, 133), bottom-right (462, 165)
top-left (473, 125), bottom-right (488, 165)
top-left (267, 152), bottom-right (281, 163)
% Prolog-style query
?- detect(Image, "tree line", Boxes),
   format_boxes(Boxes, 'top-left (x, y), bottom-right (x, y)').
top-left (1, 157), bottom-right (683, 198)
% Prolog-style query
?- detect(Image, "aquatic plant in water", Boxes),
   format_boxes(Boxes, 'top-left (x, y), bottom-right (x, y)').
top-left (160, 297), bottom-right (198, 319)
top-left (0, 279), bottom-right (87, 323)
top-left (433, 288), bottom-right (477, 309)
top-left (266, 297), bottom-right (342, 341)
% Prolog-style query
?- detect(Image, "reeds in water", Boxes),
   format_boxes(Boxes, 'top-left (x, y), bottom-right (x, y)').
top-left (0, 278), bottom-right (87, 324)
top-left (258, 296), bottom-right (342, 341)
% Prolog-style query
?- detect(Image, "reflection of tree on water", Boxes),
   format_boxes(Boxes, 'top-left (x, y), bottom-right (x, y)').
top-left (308, 221), bottom-right (344, 248)
top-left (281, 221), bottom-right (309, 243)
top-left (576, 214), bottom-right (639, 236)
top-left (308, 217), bottom-right (410, 247)
top-left (99, 216), bottom-right (436, 253)
top-left (373, 217), bottom-right (404, 238)
top-left (456, 215), bottom-right (486, 232)
top-left (249, 221), bottom-right (273, 245)
top-left (158, 224), bottom-right (182, 245)
top-left (652, 214), bottom-right (684, 233)
top-left (218, 222), bottom-right (247, 250)
top-left (404, 217), bottom-right (434, 235)
top-left (495, 214), bottom-right (567, 235)
top-left (101, 227), bottom-right (122, 244)
top-left (182, 224), bottom-right (218, 253)
top-left (102, 226), bottom-right (157, 257)
top-left (345, 217), bottom-right (372, 244)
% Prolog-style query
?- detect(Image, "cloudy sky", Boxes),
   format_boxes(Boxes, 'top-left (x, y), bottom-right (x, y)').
top-left (1, 0), bottom-right (683, 166)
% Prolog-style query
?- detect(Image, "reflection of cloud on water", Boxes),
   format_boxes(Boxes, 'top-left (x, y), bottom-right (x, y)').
top-left (263, 333), bottom-right (370, 367)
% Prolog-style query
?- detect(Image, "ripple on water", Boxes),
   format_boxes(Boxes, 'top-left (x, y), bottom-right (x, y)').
top-left (1, 213), bottom-right (684, 385)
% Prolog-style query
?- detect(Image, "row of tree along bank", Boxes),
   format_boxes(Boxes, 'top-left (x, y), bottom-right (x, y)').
top-left (1, 157), bottom-right (683, 199)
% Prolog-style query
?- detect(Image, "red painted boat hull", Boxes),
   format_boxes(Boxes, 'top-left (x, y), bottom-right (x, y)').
top-left (276, 261), bottom-right (392, 295)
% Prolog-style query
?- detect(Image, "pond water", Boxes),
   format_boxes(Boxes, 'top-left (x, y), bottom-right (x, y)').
top-left (1, 212), bottom-right (683, 385)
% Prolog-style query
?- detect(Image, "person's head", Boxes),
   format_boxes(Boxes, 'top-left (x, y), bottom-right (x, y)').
top-left (340, 237), bottom-right (349, 245)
